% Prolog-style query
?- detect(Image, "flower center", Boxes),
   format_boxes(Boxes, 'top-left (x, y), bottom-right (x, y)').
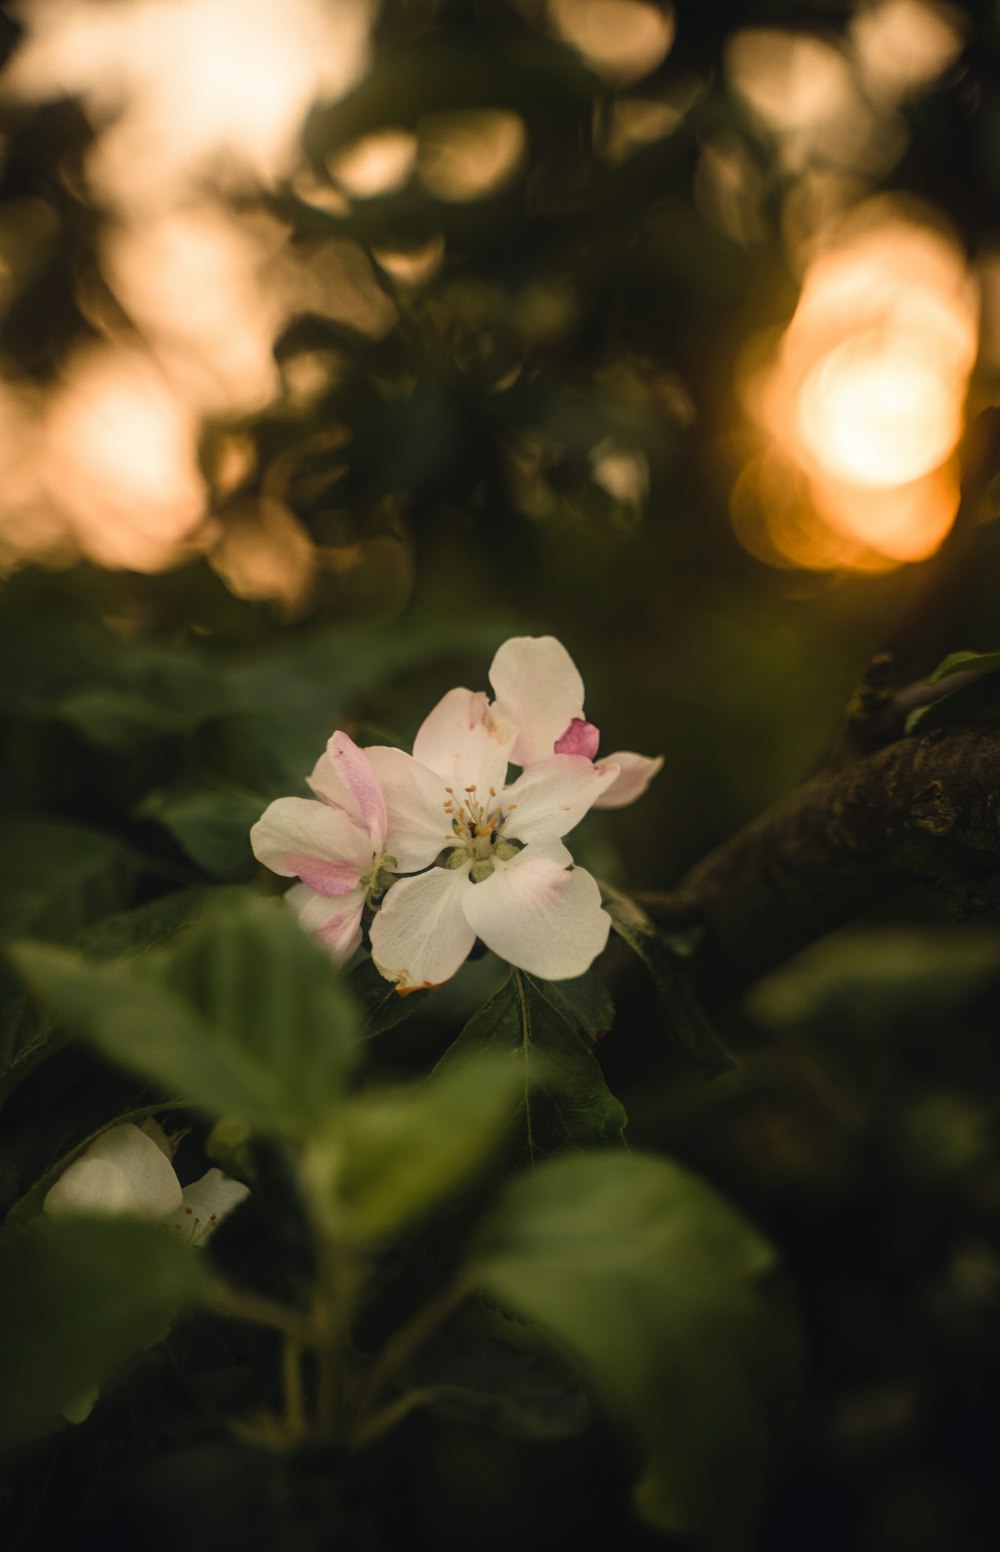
top-left (443, 784), bottom-right (519, 879)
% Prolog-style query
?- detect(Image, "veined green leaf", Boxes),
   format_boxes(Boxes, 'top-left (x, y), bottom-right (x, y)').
top-left (437, 970), bottom-right (626, 1164)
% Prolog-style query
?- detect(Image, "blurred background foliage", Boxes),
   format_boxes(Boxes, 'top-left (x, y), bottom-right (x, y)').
top-left (2, 0), bottom-right (1000, 1547)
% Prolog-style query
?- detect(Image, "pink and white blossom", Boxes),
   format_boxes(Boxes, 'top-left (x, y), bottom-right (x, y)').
top-left (488, 635), bottom-right (663, 808)
top-left (250, 731), bottom-right (395, 963)
top-left (365, 687), bottom-right (616, 990)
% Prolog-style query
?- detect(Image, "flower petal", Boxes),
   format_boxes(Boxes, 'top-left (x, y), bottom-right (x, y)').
top-left (370, 865), bottom-right (477, 992)
top-left (461, 841), bottom-right (610, 980)
top-left (287, 882), bottom-right (366, 963)
top-left (489, 635), bottom-right (585, 766)
top-left (311, 732), bottom-right (387, 850)
top-left (592, 751), bottom-right (664, 809)
top-left (363, 745), bottom-right (455, 871)
top-left (251, 796), bottom-right (370, 893)
top-left (555, 717), bottom-right (600, 758)
top-left (504, 754), bottom-right (619, 843)
top-left (45, 1123), bottom-right (183, 1218)
top-left (168, 1168), bottom-right (250, 1247)
top-left (412, 686), bottom-right (516, 793)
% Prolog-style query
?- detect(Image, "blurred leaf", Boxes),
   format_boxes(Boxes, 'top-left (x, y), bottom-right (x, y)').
top-left (337, 1053), bottom-right (522, 1241)
top-left (76, 887), bottom-right (216, 961)
top-left (748, 925), bottom-right (1000, 1041)
top-left (469, 1151), bottom-right (797, 1551)
top-left (437, 970), bottom-right (625, 1164)
top-left (139, 780), bottom-right (265, 880)
top-left (406, 1305), bottom-right (589, 1440)
top-left (602, 885), bottom-right (733, 1075)
top-left (11, 893), bottom-right (359, 1140)
top-left (0, 1214), bottom-right (206, 1450)
top-left (44, 649), bottom-right (234, 752)
top-left (0, 817), bottom-right (133, 944)
top-left (906, 650), bottom-right (1000, 733)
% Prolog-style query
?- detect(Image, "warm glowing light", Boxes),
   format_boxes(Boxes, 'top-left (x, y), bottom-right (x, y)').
top-left (372, 235), bottom-right (446, 288)
top-left (739, 202), bottom-right (979, 570)
top-left (548, 0), bottom-right (675, 84)
top-left (44, 347), bottom-right (206, 570)
top-left (599, 93), bottom-right (691, 163)
top-left (208, 499), bottom-right (316, 613)
top-left (3, 0), bottom-right (373, 209)
top-left (328, 128), bottom-right (417, 199)
top-left (417, 110), bottom-right (526, 202)
top-left (851, 0), bottom-right (965, 103)
top-left (102, 205), bottom-right (285, 415)
top-left (797, 332), bottom-right (963, 488)
top-left (725, 28), bottom-right (880, 175)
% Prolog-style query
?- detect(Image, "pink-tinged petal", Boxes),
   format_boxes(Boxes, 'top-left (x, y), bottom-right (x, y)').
top-left (461, 842), bottom-right (610, 980)
top-left (592, 751), bottom-right (664, 809)
top-left (555, 717), bottom-right (600, 759)
top-left (413, 687), bottom-right (516, 794)
top-left (45, 1123), bottom-right (183, 1219)
top-left (489, 636), bottom-right (586, 766)
top-left (251, 796), bottom-right (371, 890)
top-left (370, 865), bottom-right (477, 992)
top-left (169, 1169), bottom-right (250, 1247)
top-left (363, 745), bottom-right (455, 871)
top-left (288, 883), bottom-right (366, 964)
top-left (327, 732), bottom-right (387, 850)
top-left (503, 754), bottom-right (619, 843)
top-left (308, 751), bottom-right (362, 828)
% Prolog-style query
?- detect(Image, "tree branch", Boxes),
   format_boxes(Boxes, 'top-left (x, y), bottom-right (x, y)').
top-left (642, 720), bottom-right (1000, 991)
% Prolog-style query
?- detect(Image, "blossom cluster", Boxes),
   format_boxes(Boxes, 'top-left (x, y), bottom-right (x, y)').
top-left (251, 636), bottom-right (661, 989)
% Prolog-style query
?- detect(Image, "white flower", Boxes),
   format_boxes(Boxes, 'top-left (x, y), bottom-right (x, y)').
top-left (365, 684), bottom-right (618, 990)
top-left (489, 635), bottom-right (663, 807)
top-left (44, 1120), bottom-right (250, 1241)
top-left (43, 1121), bottom-right (249, 1424)
top-left (250, 730), bottom-right (396, 963)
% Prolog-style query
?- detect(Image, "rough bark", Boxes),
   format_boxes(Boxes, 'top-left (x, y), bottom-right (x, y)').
top-left (642, 720), bottom-right (1000, 990)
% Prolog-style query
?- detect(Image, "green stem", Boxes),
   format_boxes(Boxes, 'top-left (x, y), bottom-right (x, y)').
top-left (351, 1278), bottom-right (470, 1438)
top-left (204, 1280), bottom-right (314, 1345)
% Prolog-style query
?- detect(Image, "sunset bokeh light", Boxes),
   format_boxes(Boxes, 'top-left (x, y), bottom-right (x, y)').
top-left (737, 203), bottom-right (980, 570)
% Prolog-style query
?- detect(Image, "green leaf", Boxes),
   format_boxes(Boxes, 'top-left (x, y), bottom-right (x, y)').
top-left (75, 887), bottom-right (215, 962)
top-left (11, 893), bottom-right (359, 1141)
top-left (336, 1053), bottom-right (522, 1240)
top-left (437, 970), bottom-right (626, 1164)
top-left (0, 1215), bottom-right (207, 1450)
top-left (529, 969), bottom-right (614, 1041)
top-left (602, 884), bottom-right (733, 1076)
top-left (405, 1303), bottom-right (590, 1440)
top-left (139, 780), bottom-right (266, 880)
top-left (348, 956), bottom-right (429, 1037)
top-left (0, 817), bottom-right (133, 945)
top-left (747, 925), bottom-right (1000, 1042)
top-left (469, 1152), bottom-right (798, 1552)
top-left (906, 649), bottom-right (1000, 733)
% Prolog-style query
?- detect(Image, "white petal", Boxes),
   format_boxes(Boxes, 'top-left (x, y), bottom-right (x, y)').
top-left (364, 745), bottom-right (455, 871)
top-left (370, 865), bottom-right (477, 992)
top-left (461, 844), bottom-right (610, 979)
top-left (310, 732), bottom-right (387, 850)
top-left (592, 751), bottom-right (664, 809)
top-left (289, 883), bottom-right (366, 963)
top-left (45, 1124), bottom-right (183, 1218)
top-left (503, 754), bottom-right (619, 843)
top-left (412, 686), bottom-right (516, 793)
top-left (168, 1168), bottom-right (250, 1247)
top-left (251, 796), bottom-right (371, 894)
top-left (489, 636), bottom-right (585, 767)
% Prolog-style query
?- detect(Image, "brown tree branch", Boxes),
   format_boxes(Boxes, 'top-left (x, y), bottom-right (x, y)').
top-left (641, 720), bottom-right (1000, 991)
